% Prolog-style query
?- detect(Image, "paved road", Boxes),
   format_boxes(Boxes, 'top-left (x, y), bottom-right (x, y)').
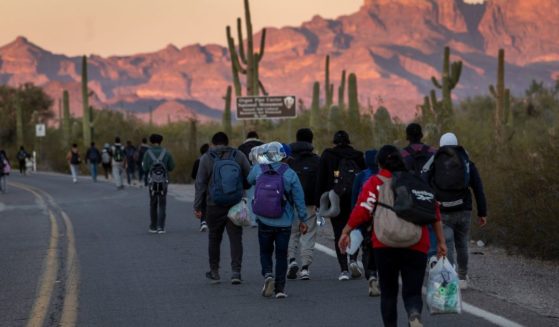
top-left (0, 173), bottom-right (555, 326)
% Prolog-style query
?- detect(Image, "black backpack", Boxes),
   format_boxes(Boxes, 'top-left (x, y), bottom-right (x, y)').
top-left (431, 146), bottom-right (470, 209)
top-left (70, 152), bottom-right (81, 165)
top-left (404, 145), bottom-right (432, 176)
top-left (333, 157), bottom-right (360, 197)
top-left (385, 171), bottom-right (437, 225)
top-left (290, 152), bottom-right (320, 205)
top-left (147, 149), bottom-right (168, 195)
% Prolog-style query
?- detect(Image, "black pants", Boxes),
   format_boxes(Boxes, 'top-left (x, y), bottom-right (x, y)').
top-left (362, 240), bottom-right (377, 279)
top-left (331, 206), bottom-right (358, 272)
top-left (375, 248), bottom-right (427, 327)
top-left (102, 163), bottom-right (111, 179)
top-left (149, 192), bottom-right (167, 230)
top-left (206, 205), bottom-right (243, 273)
top-left (19, 159), bottom-right (25, 174)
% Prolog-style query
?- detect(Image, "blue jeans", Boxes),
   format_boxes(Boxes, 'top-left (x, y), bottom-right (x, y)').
top-left (89, 163), bottom-right (98, 182)
top-left (258, 222), bottom-right (291, 292)
top-left (442, 211), bottom-right (472, 279)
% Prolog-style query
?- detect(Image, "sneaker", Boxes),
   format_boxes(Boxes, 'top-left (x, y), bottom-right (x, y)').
top-left (409, 315), bottom-right (423, 327)
top-left (299, 268), bottom-right (310, 280)
top-left (349, 261), bottom-right (362, 279)
top-left (199, 222), bottom-right (208, 232)
top-left (148, 228), bottom-right (158, 234)
top-left (261, 275), bottom-right (274, 297)
top-left (275, 291), bottom-right (288, 299)
top-left (338, 271), bottom-right (350, 281)
top-left (205, 271), bottom-right (220, 284)
top-left (287, 261), bottom-right (299, 280)
top-left (157, 229), bottom-right (166, 234)
top-left (231, 272), bottom-right (242, 285)
top-left (459, 277), bottom-right (469, 290)
top-left (368, 276), bottom-right (381, 297)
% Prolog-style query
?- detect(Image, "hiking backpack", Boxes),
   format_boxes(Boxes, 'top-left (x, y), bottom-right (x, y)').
top-left (70, 152), bottom-right (80, 165)
top-left (88, 149), bottom-right (100, 163)
top-left (17, 151), bottom-right (27, 161)
top-left (209, 150), bottom-right (243, 206)
top-left (290, 152), bottom-right (319, 205)
top-left (373, 175), bottom-right (422, 248)
top-left (147, 149), bottom-right (168, 195)
top-left (101, 150), bottom-right (111, 164)
top-left (252, 164), bottom-right (289, 218)
top-left (333, 157), bottom-right (360, 197)
top-left (431, 146), bottom-right (470, 209)
top-left (404, 145), bottom-right (433, 176)
top-left (113, 145), bottom-right (124, 162)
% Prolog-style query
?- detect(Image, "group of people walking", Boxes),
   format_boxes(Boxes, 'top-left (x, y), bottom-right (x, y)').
top-left (190, 124), bottom-right (487, 327)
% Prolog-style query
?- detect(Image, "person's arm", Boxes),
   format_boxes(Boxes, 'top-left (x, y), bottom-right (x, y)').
top-left (289, 170), bottom-right (309, 234)
top-left (66, 151), bottom-right (71, 163)
top-left (469, 162), bottom-right (487, 226)
top-left (191, 159), bottom-right (200, 180)
top-left (433, 204), bottom-right (447, 258)
top-left (194, 154), bottom-right (210, 212)
top-left (351, 172), bottom-right (364, 208)
top-left (247, 164), bottom-right (259, 186)
top-left (167, 151), bottom-right (176, 172)
top-left (142, 150), bottom-right (151, 173)
top-left (238, 151), bottom-right (251, 189)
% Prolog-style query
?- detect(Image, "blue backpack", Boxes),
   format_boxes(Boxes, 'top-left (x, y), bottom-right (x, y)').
top-left (252, 164), bottom-right (289, 218)
top-left (209, 150), bottom-right (243, 206)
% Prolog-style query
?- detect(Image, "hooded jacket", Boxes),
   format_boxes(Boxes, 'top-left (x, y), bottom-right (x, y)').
top-left (238, 138), bottom-right (264, 159)
top-left (288, 141), bottom-right (320, 206)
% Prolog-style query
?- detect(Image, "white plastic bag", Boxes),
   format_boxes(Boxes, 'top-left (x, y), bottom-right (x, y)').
top-left (346, 229), bottom-right (364, 255)
top-left (426, 256), bottom-right (462, 315)
top-left (227, 198), bottom-right (252, 227)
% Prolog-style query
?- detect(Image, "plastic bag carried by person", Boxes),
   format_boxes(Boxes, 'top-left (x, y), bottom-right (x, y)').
top-left (227, 198), bottom-right (252, 227)
top-left (426, 256), bottom-right (462, 315)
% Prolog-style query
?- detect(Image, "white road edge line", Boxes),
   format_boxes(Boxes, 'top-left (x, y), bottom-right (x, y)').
top-left (314, 242), bottom-right (524, 327)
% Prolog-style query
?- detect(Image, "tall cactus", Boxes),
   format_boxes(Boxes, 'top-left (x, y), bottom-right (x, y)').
top-left (225, 0), bottom-right (267, 96)
top-left (63, 90), bottom-right (70, 146)
top-left (489, 49), bottom-right (511, 142)
top-left (310, 82), bottom-right (320, 132)
top-left (15, 94), bottom-right (24, 147)
top-left (222, 86), bottom-right (233, 136)
top-left (188, 118), bottom-right (198, 156)
top-left (325, 55), bottom-right (334, 107)
top-left (348, 73), bottom-right (359, 123)
top-left (81, 55), bottom-right (92, 146)
top-left (431, 47), bottom-right (462, 118)
top-left (338, 70), bottom-right (346, 110)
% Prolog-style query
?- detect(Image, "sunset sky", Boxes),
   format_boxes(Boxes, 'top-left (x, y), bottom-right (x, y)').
top-left (0, 0), bottom-right (363, 56)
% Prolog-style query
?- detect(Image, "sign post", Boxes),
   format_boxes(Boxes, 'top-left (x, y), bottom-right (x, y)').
top-left (35, 124), bottom-right (46, 137)
top-left (35, 124), bottom-right (45, 172)
top-left (236, 96), bottom-right (297, 120)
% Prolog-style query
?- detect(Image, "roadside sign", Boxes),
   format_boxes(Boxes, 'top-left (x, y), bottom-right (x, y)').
top-left (236, 96), bottom-right (296, 119)
top-left (35, 124), bottom-right (46, 137)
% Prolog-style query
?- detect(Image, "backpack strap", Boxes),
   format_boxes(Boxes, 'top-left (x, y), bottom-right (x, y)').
top-left (147, 149), bottom-right (157, 161)
top-left (277, 164), bottom-right (289, 175)
top-left (155, 149), bottom-right (166, 163)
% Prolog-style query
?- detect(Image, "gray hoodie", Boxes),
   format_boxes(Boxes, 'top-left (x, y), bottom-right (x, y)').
top-left (194, 146), bottom-right (251, 209)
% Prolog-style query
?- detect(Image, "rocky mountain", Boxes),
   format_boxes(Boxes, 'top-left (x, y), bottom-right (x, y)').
top-left (1, 0), bottom-right (558, 123)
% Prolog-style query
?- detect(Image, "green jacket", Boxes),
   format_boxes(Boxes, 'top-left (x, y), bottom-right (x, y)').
top-left (142, 146), bottom-right (175, 173)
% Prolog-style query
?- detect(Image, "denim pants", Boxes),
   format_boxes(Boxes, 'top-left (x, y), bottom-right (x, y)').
top-left (126, 164), bottom-right (136, 185)
top-left (442, 210), bottom-right (472, 279)
top-left (137, 163), bottom-right (147, 186)
top-left (89, 163), bottom-right (98, 182)
top-left (206, 205), bottom-right (243, 273)
top-left (258, 222), bottom-right (291, 292)
top-left (112, 163), bottom-right (125, 187)
top-left (375, 248), bottom-right (427, 327)
top-left (69, 164), bottom-right (79, 181)
top-left (288, 206), bottom-right (317, 267)
top-left (149, 192), bottom-right (167, 230)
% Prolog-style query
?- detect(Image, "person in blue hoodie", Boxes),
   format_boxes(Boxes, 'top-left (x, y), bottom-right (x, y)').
top-left (248, 142), bottom-right (309, 299)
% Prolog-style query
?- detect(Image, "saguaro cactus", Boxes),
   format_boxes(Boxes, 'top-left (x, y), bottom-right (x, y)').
top-left (338, 70), bottom-right (346, 110)
top-left (325, 55), bottom-right (334, 107)
top-left (81, 55), bottom-right (92, 146)
top-left (225, 0), bottom-right (267, 96)
top-left (188, 118), bottom-right (198, 155)
top-left (348, 73), bottom-right (359, 123)
top-left (63, 90), bottom-right (70, 146)
top-left (489, 49), bottom-right (512, 142)
top-left (431, 47), bottom-right (462, 117)
top-left (222, 86), bottom-right (233, 136)
top-left (310, 81), bottom-right (320, 132)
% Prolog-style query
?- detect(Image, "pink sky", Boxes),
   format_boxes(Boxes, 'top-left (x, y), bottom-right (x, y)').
top-left (0, 0), bottom-right (363, 56)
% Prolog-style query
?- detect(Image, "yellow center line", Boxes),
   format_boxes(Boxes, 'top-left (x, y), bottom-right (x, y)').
top-left (60, 211), bottom-right (79, 327)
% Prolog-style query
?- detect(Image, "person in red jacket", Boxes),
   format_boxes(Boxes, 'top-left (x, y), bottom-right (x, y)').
top-left (339, 145), bottom-right (447, 327)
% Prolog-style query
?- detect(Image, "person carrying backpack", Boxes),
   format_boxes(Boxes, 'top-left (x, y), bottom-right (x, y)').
top-left (85, 142), bottom-right (101, 182)
top-left (238, 131), bottom-right (264, 159)
top-left (194, 132), bottom-right (251, 285)
top-left (286, 128), bottom-right (320, 281)
top-left (16, 146), bottom-right (29, 175)
top-left (142, 134), bottom-right (175, 234)
top-left (339, 145), bottom-right (447, 327)
top-left (136, 138), bottom-right (149, 187)
top-left (125, 140), bottom-right (137, 186)
top-left (191, 143), bottom-right (210, 232)
top-left (248, 142), bottom-right (308, 299)
top-left (101, 143), bottom-right (112, 180)
top-left (316, 130), bottom-right (366, 280)
top-left (66, 143), bottom-right (81, 183)
top-left (111, 137), bottom-right (126, 190)
top-left (401, 123), bottom-right (436, 176)
top-left (423, 132), bottom-right (487, 290)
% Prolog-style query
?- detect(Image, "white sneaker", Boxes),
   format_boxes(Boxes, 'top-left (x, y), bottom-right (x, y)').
top-left (275, 291), bottom-right (288, 299)
top-left (262, 276), bottom-right (274, 297)
top-left (368, 276), bottom-right (380, 297)
top-left (299, 269), bottom-right (310, 280)
top-left (349, 261), bottom-right (362, 279)
top-left (338, 271), bottom-right (350, 281)
top-left (199, 222), bottom-right (208, 232)
top-left (409, 316), bottom-right (423, 327)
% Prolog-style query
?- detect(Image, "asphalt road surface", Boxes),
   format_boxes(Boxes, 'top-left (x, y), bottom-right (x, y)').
top-left (0, 173), bottom-right (555, 327)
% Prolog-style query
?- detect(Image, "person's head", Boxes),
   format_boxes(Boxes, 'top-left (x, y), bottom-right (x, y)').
top-left (439, 132), bottom-right (458, 147)
top-left (149, 134), bottom-right (163, 145)
top-left (377, 145), bottom-right (407, 172)
top-left (20, 146), bottom-right (24, 150)
top-left (364, 149), bottom-right (379, 171)
top-left (72, 143), bottom-right (78, 149)
top-left (115, 136), bottom-right (121, 143)
top-left (333, 130), bottom-right (350, 146)
top-left (126, 140), bottom-right (132, 146)
top-left (211, 132), bottom-right (229, 146)
top-left (246, 131), bottom-right (259, 140)
top-left (142, 137), bottom-right (147, 144)
top-left (200, 143), bottom-right (210, 155)
top-left (104, 143), bottom-right (110, 149)
top-left (406, 123), bottom-right (423, 143)
top-left (296, 128), bottom-right (314, 143)
top-left (90, 142), bottom-right (96, 148)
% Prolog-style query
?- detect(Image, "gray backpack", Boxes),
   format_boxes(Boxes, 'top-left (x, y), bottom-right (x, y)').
top-left (147, 149), bottom-right (168, 195)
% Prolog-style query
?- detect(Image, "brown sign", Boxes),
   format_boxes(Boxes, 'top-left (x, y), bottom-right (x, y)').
top-left (236, 96), bottom-right (297, 119)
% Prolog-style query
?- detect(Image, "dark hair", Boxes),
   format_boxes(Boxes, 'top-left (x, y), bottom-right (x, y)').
top-left (246, 131), bottom-right (259, 139)
top-left (91, 142), bottom-right (95, 147)
top-left (377, 145), bottom-right (407, 172)
top-left (211, 132), bottom-right (229, 146)
top-left (296, 128), bottom-right (313, 143)
top-left (142, 138), bottom-right (147, 143)
top-left (72, 143), bottom-right (78, 148)
top-left (115, 136), bottom-right (121, 143)
top-left (200, 143), bottom-right (210, 155)
top-left (20, 146), bottom-right (24, 150)
top-left (406, 123), bottom-right (423, 143)
top-left (333, 130), bottom-right (350, 145)
top-left (149, 134), bottom-right (163, 144)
